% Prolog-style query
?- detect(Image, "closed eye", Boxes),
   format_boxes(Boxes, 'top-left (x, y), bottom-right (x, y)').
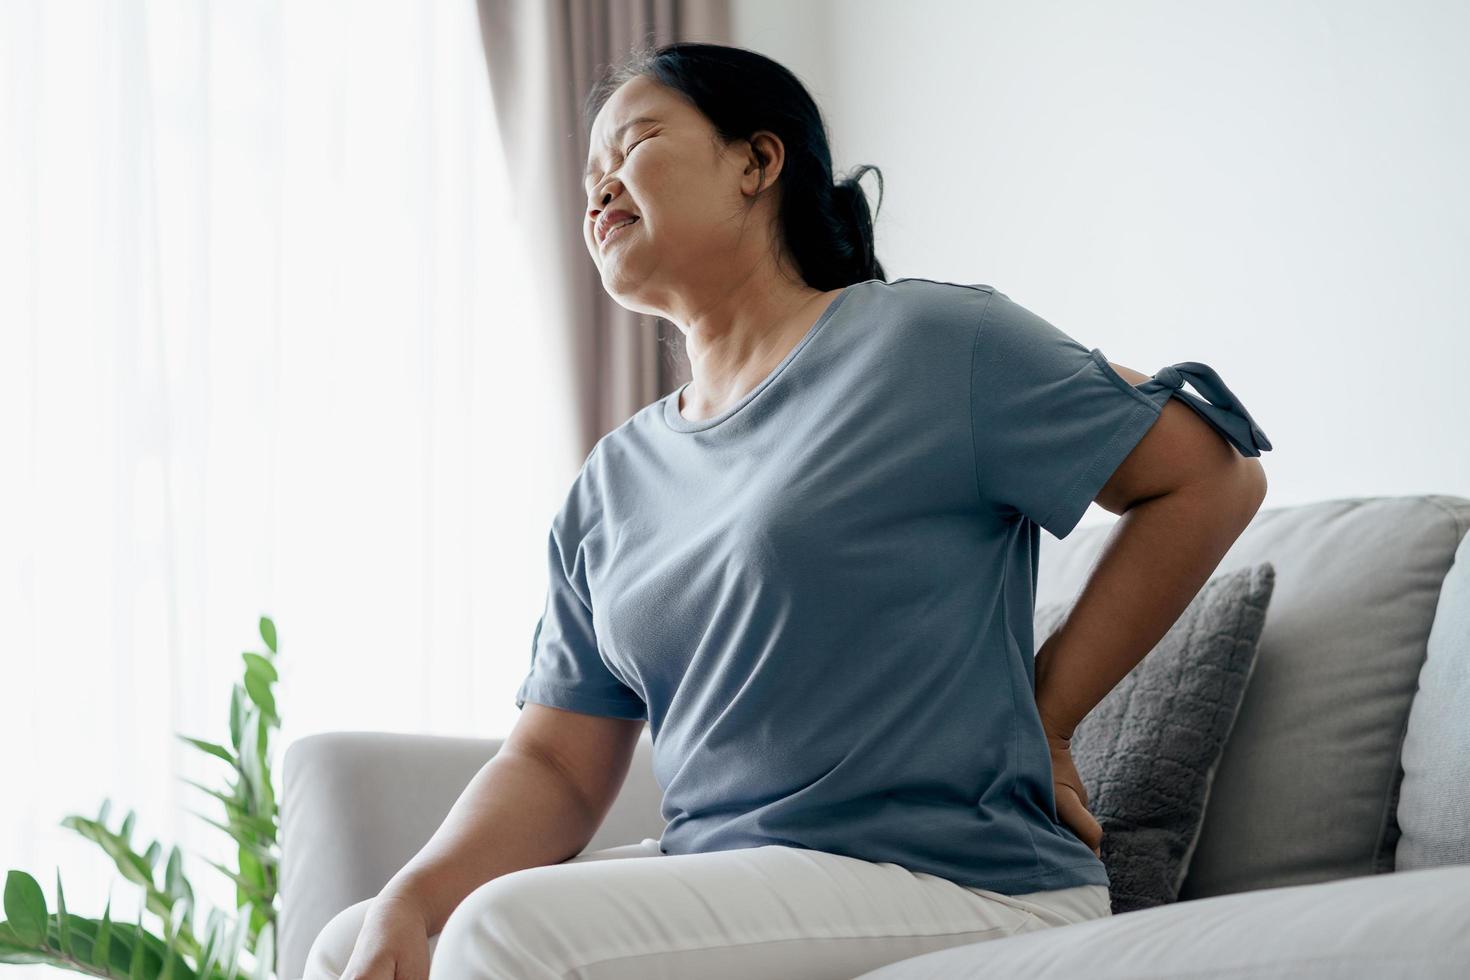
top-left (585, 136), bottom-right (651, 194)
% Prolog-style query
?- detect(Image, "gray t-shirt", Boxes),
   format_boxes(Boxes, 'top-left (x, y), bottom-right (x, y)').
top-left (516, 277), bottom-right (1271, 895)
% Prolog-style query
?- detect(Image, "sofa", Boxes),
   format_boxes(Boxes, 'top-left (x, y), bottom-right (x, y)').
top-left (277, 494), bottom-right (1470, 979)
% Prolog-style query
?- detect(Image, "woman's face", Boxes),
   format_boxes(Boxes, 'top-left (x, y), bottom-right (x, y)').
top-left (582, 76), bottom-right (786, 315)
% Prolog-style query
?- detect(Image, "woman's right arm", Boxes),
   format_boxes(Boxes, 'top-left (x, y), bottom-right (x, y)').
top-left (375, 703), bottom-right (647, 936)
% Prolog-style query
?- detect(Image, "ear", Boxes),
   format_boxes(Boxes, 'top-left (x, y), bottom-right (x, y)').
top-left (743, 130), bottom-right (786, 193)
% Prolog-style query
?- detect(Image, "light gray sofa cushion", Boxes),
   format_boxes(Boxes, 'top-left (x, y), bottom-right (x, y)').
top-left (1034, 495), bottom-right (1470, 899)
top-left (1034, 563), bottom-right (1274, 913)
top-left (1397, 515), bottom-right (1470, 870)
top-left (850, 863), bottom-right (1470, 980)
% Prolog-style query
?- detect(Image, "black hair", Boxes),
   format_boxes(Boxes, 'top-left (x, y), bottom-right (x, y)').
top-left (584, 41), bottom-right (886, 294)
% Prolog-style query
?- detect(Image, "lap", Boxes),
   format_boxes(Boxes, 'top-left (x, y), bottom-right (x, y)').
top-left (301, 840), bottom-right (669, 978)
top-left (305, 837), bottom-right (1109, 980)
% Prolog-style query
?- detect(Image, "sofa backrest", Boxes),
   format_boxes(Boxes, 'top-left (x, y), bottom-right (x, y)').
top-left (1035, 494), bottom-right (1470, 900)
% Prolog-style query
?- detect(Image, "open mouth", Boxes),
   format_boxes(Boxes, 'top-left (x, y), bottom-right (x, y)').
top-left (600, 216), bottom-right (640, 248)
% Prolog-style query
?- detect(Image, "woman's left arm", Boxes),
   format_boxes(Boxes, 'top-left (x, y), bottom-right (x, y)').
top-left (1034, 361), bottom-right (1269, 849)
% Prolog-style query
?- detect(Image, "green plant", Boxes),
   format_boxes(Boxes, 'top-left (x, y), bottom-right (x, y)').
top-left (1, 615), bottom-right (283, 979)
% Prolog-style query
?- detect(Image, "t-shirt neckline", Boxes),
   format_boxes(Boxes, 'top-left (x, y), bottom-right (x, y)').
top-left (662, 281), bottom-right (865, 433)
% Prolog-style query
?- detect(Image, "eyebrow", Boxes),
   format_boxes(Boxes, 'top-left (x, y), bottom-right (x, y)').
top-left (583, 115), bottom-right (660, 180)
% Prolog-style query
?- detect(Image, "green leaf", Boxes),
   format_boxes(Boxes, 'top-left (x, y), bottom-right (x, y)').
top-left (178, 781), bottom-right (276, 840)
top-left (250, 904), bottom-right (266, 947)
top-left (177, 734), bottom-right (236, 765)
top-left (98, 798), bottom-right (113, 825)
top-left (179, 892), bottom-right (197, 943)
top-left (241, 652), bottom-right (277, 685)
top-left (229, 686), bottom-right (245, 752)
top-left (159, 916), bottom-right (178, 980)
top-left (60, 815), bottom-right (156, 887)
top-left (46, 911), bottom-right (99, 965)
top-left (238, 714), bottom-right (268, 817)
top-left (128, 911), bottom-right (147, 979)
top-left (186, 809), bottom-right (279, 867)
top-left (170, 901), bottom-right (190, 940)
top-left (120, 809), bottom-right (137, 846)
top-left (241, 670), bottom-right (277, 725)
top-left (144, 840), bottom-right (163, 871)
top-left (222, 912), bottom-right (250, 980)
top-left (178, 777), bottom-right (247, 813)
top-left (0, 918), bottom-right (50, 961)
top-left (208, 909), bottom-right (240, 980)
top-left (259, 616), bottom-right (277, 654)
top-left (195, 910), bottom-right (223, 980)
top-left (92, 894), bottom-right (113, 970)
top-left (164, 847), bottom-right (181, 886)
top-left (250, 920), bottom-right (273, 980)
top-left (255, 714), bottom-right (275, 803)
top-left (0, 935), bottom-right (59, 966)
top-left (53, 869), bottom-right (70, 956)
top-left (163, 862), bottom-right (196, 942)
top-left (164, 847), bottom-right (186, 902)
top-left (200, 859), bottom-right (271, 903)
top-left (106, 921), bottom-right (167, 978)
top-left (238, 848), bottom-right (265, 891)
top-left (3, 870), bottom-right (47, 947)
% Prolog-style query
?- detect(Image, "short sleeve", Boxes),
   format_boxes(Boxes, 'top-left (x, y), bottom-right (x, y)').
top-left (515, 454), bottom-right (647, 720)
top-left (969, 289), bottom-right (1272, 540)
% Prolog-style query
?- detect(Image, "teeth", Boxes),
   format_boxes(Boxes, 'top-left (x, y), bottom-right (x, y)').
top-left (606, 216), bottom-right (637, 238)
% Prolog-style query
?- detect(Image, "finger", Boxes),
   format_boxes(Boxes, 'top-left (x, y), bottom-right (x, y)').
top-left (1054, 787), bottom-right (1085, 835)
top-left (1056, 788), bottom-right (1103, 854)
top-left (1079, 818), bottom-right (1102, 856)
top-left (1076, 811), bottom-right (1103, 854)
top-left (1080, 817), bottom-right (1103, 856)
top-left (1056, 766), bottom-right (1090, 810)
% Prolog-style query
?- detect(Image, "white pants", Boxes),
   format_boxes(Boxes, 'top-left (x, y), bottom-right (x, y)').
top-left (303, 838), bottom-right (1111, 980)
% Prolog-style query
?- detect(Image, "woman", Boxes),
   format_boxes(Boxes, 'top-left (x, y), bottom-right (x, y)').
top-left (307, 41), bottom-right (1270, 980)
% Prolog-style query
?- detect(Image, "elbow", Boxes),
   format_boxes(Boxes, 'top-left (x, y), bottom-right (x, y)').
top-left (1239, 456), bottom-right (1268, 506)
top-left (1179, 455), bottom-right (1267, 527)
top-left (1226, 456), bottom-right (1269, 528)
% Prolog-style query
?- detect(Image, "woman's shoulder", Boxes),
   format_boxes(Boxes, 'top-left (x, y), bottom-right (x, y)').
top-left (883, 275), bottom-right (1001, 296)
top-left (851, 277), bottom-right (1011, 354)
top-left (866, 276), bottom-right (1008, 321)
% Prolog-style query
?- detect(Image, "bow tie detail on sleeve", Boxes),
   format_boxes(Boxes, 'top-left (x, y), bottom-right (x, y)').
top-left (1141, 361), bottom-right (1273, 457)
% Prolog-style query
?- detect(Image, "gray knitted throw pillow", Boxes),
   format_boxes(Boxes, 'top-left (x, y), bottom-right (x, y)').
top-left (1034, 562), bottom-right (1275, 915)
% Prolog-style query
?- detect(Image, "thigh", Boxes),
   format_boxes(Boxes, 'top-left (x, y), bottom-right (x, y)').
top-left (965, 882), bottom-right (1113, 930)
top-left (302, 839), bottom-right (663, 980)
top-left (427, 843), bottom-right (1049, 980)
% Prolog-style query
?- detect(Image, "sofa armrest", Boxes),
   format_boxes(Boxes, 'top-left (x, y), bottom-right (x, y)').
top-left (854, 864), bottom-right (1470, 979)
top-left (278, 728), bottom-right (663, 980)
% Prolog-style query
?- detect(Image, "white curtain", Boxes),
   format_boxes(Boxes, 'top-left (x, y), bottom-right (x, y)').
top-left (0, 0), bottom-right (575, 960)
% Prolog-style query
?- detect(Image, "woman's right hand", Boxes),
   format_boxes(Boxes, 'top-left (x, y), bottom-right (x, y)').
top-left (340, 890), bottom-right (433, 980)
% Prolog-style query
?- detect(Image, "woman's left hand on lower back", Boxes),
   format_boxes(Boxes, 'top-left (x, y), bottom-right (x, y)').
top-left (1044, 728), bottom-right (1103, 858)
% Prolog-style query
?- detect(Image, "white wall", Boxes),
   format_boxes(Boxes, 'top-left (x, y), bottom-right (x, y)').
top-left (734, 0), bottom-right (1470, 519)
